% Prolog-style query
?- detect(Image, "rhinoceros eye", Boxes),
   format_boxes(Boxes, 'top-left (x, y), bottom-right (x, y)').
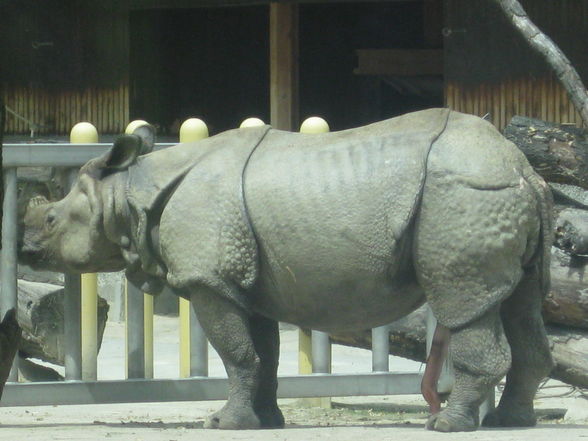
top-left (45, 212), bottom-right (56, 229)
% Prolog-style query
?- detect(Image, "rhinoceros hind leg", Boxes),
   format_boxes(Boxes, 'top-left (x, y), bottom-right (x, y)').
top-left (482, 269), bottom-right (553, 428)
top-left (250, 315), bottom-right (285, 428)
top-left (190, 286), bottom-right (262, 430)
top-left (427, 309), bottom-right (511, 432)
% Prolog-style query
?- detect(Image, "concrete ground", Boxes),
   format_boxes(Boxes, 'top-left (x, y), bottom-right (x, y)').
top-left (1, 316), bottom-right (587, 440)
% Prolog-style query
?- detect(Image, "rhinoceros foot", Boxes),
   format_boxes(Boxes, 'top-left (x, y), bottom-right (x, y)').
top-left (256, 404), bottom-right (285, 428)
top-left (482, 405), bottom-right (537, 428)
top-left (425, 408), bottom-right (478, 432)
top-left (203, 403), bottom-right (261, 430)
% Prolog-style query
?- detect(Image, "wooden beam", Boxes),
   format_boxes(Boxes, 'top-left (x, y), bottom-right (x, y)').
top-left (270, 2), bottom-right (299, 130)
top-left (354, 49), bottom-right (443, 76)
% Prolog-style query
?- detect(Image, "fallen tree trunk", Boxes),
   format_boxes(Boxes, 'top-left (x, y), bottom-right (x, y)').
top-left (550, 183), bottom-right (588, 210)
top-left (548, 325), bottom-right (588, 389)
top-left (0, 310), bottom-right (21, 399)
top-left (504, 116), bottom-right (588, 188)
top-left (330, 311), bottom-right (588, 389)
top-left (17, 279), bottom-right (109, 365)
top-left (544, 247), bottom-right (588, 330)
top-left (554, 208), bottom-right (588, 255)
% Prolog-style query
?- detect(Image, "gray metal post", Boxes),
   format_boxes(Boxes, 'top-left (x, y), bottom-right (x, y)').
top-left (64, 274), bottom-right (82, 380)
top-left (126, 283), bottom-right (145, 379)
top-left (311, 331), bottom-right (331, 374)
top-left (371, 325), bottom-right (390, 372)
top-left (64, 169), bottom-right (82, 381)
top-left (190, 305), bottom-right (208, 377)
top-left (1, 168), bottom-right (19, 381)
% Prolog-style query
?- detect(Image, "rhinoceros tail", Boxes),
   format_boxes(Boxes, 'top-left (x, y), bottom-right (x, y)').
top-left (525, 168), bottom-right (554, 298)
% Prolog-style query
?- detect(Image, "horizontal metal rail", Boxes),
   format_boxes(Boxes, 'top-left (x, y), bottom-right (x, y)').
top-left (3, 143), bottom-right (175, 167)
top-left (0, 373), bottom-right (423, 407)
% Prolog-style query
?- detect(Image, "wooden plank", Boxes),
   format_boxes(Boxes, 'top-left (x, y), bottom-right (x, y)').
top-left (444, 81), bottom-right (451, 108)
top-left (541, 77), bottom-right (548, 121)
top-left (354, 49), bottom-right (443, 76)
top-left (512, 78), bottom-right (519, 120)
top-left (554, 76), bottom-right (561, 123)
top-left (520, 77), bottom-right (527, 118)
top-left (500, 81), bottom-right (506, 130)
top-left (473, 84), bottom-right (479, 117)
top-left (270, 2), bottom-right (299, 131)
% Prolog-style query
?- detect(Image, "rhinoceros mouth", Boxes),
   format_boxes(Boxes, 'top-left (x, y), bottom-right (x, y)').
top-left (18, 246), bottom-right (59, 271)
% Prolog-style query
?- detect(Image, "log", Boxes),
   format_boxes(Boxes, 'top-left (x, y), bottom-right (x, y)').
top-left (544, 247), bottom-right (588, 330)
top-left (18, 356), bottom-right (63, 382)
top-left (550, 183), bottom-right (588, 210)
top-left (330, 310), bottom-right (588, 389)
top-left (0, 310), bottom-right (21, 399)
top-left (555, 208), bottom-right (588, 255)
top-left (503, 116), bottom-right (588, 188)
top-left (17, 279), bottom-right (109, 365)
top-left (548, 325), bottom-right (588, 389)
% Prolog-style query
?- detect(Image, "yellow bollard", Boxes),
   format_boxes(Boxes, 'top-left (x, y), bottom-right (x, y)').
top-left (179, 118), bottom-right (209, 377)
top-left (299, 117), bottom-right (331, 407)
top-left (144, 294), bottom-right (154, 379)
top-left (300, 116), bottom-right (330, 134)
top-left (124, 120), bottom-right (155, 378)
top-left (240, 117), bottom-right (265, 128)
top-left (125, 119), bottom-right (149, 135)
top-left (70, 122), bottom-right (99, 381)
top-left (180, 118), bottom-right (209, 141)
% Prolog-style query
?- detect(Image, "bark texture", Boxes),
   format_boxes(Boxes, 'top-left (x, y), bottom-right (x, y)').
top-left (17, 280), bottom-right (109, 366)
top-left (504, 116), bottom-right (588, 188)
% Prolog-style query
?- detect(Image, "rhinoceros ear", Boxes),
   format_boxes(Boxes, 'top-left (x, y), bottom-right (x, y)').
top-left (132, 124), bottom-right (155, 155)
top-left (105, 134), bottom-right (142, 170)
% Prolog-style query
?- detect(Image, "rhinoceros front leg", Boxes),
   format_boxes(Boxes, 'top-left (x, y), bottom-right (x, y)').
top-left (250, 315), bottom-right (284, 428)
top-left (189, 286), bottom-right (268, 430)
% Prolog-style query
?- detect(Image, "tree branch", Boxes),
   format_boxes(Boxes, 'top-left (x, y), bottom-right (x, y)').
top-left (493, 0), bottom-right (588, 127)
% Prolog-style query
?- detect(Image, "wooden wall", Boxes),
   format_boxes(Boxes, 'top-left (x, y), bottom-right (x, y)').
top-left (445, 0), bottom-right (588, 130)
top-left (1, 1), bottom-right (129, 136)
top-left (3, 85), bottom-right (129, 136)
top-left (446, 76), bottom-right (586, 131)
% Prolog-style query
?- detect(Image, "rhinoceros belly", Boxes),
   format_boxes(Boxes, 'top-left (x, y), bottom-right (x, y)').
top-left (250, 255), bottom-right (425, 332)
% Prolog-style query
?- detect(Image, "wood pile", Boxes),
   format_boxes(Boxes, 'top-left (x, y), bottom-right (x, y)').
top-left (16, 279), bottom-right (109, 380)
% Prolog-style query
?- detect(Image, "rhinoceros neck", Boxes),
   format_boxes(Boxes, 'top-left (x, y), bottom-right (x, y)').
top-left (102, 172), bottom-right (132, 249)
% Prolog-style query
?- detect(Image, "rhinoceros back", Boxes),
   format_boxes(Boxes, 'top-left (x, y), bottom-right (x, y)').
top-left (125, 126), bottom-right (270, 303)
top-left (242, 109), bottom-right (450, 325)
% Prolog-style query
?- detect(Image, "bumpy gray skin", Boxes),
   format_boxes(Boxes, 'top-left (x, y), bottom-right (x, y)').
top-left (19, 109), bottom-right (554, 432)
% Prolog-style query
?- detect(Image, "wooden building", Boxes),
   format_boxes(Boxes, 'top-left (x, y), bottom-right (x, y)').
top-left (1, 0), bottom-right (586, 136)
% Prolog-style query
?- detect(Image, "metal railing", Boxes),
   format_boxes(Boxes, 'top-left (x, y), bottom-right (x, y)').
top-left (0, 120), bottom-right (451, 407)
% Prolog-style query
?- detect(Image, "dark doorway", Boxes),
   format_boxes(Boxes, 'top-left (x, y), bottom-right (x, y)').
top-left (129, 1), bottom-right (442, 136)
top-left (299, 1), bottom-right (444, 130)
top-left (130, 6), bottom-right (269, 136)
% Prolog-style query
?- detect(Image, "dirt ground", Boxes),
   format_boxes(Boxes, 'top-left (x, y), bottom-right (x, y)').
top-left (2, 318), bottom-right (587, 440)
top-left (0, 391), bottom-right (587, 441)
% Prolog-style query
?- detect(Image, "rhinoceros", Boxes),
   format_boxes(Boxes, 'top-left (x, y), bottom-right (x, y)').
top-left (19, 108), bottom-right (553, 432)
